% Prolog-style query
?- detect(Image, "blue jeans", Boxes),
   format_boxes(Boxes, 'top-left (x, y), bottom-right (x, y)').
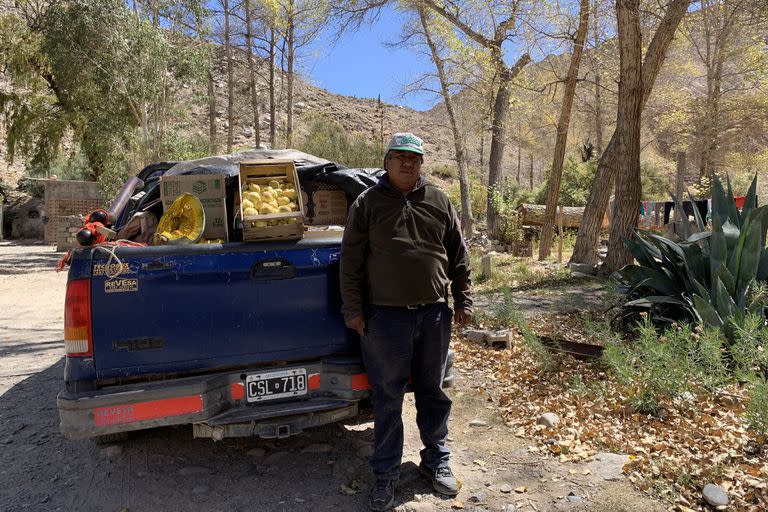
top-left (360, 303), bottom-right (453, 480)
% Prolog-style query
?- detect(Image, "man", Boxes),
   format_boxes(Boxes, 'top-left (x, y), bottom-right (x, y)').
top-left (340, 132), bottom-right (472, 511)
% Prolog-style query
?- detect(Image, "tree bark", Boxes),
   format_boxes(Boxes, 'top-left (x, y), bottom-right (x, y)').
top-left (592, 5), bottom-right (604, 155)
top-left (245, 0), bottom-right (261, 149)
top-left (603, 0), bottom-right (644, 273)
top-left (538, 0), bottom-right (590, 260)
top-left (269, 27), bottom-right (277, 148)
top-left (208, 69), bottom-right (217, 153)
top-left (529, 153), bottom-right (534, 189)
top-left (418, 7), bottom-right (474, 237)
top-left (420, 0), bottom-right (530, 234)
top-left (570, 0), bottom-right (691, 265)
top-left (487, 53), bottom-right (531, 231)
top-left (285, 1), bottom-right (296, 148)
top-left (224, 0), bottom-right (234, 153)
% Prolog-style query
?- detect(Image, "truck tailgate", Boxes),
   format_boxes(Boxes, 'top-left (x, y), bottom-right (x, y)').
top-left (89, 238), bottom-right (351, 380)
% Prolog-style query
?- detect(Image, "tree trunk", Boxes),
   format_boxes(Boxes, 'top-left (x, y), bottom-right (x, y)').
top-left (418, 7), bottom-right (474, 237)
top-left (208, 69), bottom-right (217, 153)
top-left (285, 2), bottom-right (295, 148)
top-left (538, 0), bottom-right (590, 260)
top-left (245, 0), bottom-right (261, 149)
top-left (603, 0), bottom-right (644, 273)
top-left (529, 153), bottom-right (534, 189)
top-left (516, 120), bottom-right (522, 183)
top-left (269, 27), bottom-right (277, 148)
top-left (592, 5), bottom-right (604, 155)
top-left (570, 0), bottom-right (691, 265)
top-left (224, 0), bottom-right (234, 154)
top-left (699, 0), bottom-right (732, 180)
top-left (487, 52), bottom-right (531, 231)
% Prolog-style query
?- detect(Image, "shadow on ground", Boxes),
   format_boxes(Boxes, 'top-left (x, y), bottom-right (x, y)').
top-left (0, 359), bottom-right (439, 512)
top-left (0, 240), bottom-right (63, 275)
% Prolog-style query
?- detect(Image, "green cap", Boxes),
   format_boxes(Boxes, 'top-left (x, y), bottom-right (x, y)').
top-left (386, 132), bottom-right (424, 155)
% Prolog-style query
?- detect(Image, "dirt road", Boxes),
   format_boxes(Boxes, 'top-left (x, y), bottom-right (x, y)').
top-left (0, 241), bottom-right (665, 511)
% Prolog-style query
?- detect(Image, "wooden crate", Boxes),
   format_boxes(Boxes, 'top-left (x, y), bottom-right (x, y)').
top-left (239, 160), bottom-right (305, 242)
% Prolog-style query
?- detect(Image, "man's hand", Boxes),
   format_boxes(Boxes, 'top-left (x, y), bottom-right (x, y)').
top-left (345, 315), bottom-right (366, 337)
top-left (454, 307), bottom-right (471, 326)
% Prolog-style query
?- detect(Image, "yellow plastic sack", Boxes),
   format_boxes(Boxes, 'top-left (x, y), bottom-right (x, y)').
top-left (153, 192), bottom-right (205, 245)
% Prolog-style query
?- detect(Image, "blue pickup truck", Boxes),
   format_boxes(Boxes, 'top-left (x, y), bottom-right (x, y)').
top-left (57, 150), bottom-right (452, 442)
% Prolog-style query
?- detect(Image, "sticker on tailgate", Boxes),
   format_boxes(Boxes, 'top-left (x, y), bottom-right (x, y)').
top-left (93, 262), bottom-right (134, 276)
top-left (105, 278), bottom-right (139, 293)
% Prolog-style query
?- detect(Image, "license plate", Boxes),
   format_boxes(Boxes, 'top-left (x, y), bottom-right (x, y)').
top-left (246, 368), bottom-right (307, 402)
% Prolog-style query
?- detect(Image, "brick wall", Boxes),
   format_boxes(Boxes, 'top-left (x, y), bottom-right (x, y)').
top-left (44, 179), bottom-right (102, 245)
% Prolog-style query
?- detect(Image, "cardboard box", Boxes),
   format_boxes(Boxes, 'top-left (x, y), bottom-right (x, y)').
top-left (301, 183), bottom-right (349, 226)
top-left (239, 160), bottom-right (304, 242)
top-left (160, 174), bottom-right (228, 241)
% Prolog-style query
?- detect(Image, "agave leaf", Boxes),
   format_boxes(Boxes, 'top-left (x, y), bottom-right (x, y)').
top-left (734, 210), bottom-right (765, 299)
top-left (681, 242), bottom-right (709, 288)
top-left (692, 294), bottom-right (724, 328)
top-left (630, 275), bottom-right (683, 298)
top-left (634, 230), bottom-right (662, 260)
top-left (625, 296), bottom-right (690, 308)
top-left (722, 219), bottom-right (741, 261)
top-left (623, 234), bottom-right (660, 271)
top-left (716, 263), bottom-right (736, 297)
top-left (711, 174), bottom-right (730, 227)
top-left (685, 231), bottom-right (711, 244)
top-left (670, 190), bottom-right (692, 240)
top-left (713, 276), bottom-right (736, 320)
top-left (710, 216), bottom-right (727, 285)
top-left (618, 264), bottom-right (684, 297)
top-left (686, 188), bottom-right (709, 242)
top-left (759, 249), bottom-right (768, 281)
top-left (691, 277), bottom-right (711, 302)
top-left (735, 279), bottom-right (753, 310)
top-left (724, 175), bottom-right (741, 227)
top-left (740, 174), bottom-right (758, 223)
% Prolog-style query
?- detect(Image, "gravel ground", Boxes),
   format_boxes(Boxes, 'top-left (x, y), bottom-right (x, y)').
top-left (0, 240), bottom-right (666, 512)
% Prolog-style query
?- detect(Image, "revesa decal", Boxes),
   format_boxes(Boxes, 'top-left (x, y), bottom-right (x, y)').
top-left (104, 278), bottom-right (139, 293)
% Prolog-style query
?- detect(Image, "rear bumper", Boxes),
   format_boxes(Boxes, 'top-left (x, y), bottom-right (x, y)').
top-left (58, 358), bottom-right (369, 440)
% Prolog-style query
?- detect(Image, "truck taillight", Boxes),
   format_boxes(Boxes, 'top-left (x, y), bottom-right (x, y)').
top-left (64, 278), bottom-right (92, 356)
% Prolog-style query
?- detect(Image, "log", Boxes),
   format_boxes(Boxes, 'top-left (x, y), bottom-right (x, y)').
top-left (517, 203), bottom-right (609, 229)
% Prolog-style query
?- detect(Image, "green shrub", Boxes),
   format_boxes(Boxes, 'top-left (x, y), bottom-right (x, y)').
top-left (447, 169), bottom-right (487, 220)
top-left (602, 320), bottom-right (726, 414)
top-left (535, 157), bottom-right (596, 207)
top-left (496, 288), bottom-right (556, 371)
top-left (431, 165), bottom-right (456, 179)
top-left (491, 177), bottom-right (537, 245)
top-left (746, 378), bottom-right (768, 437)
top-left (157, 130), bottom-right (211, 162)
top-left (640, 161), bottom-right (672, 201)
top-left (730, 313), bottom-right (768, 381)
top-left (16, 177), bottom-right (46, 198)
top-left (298, 119), bottom-right (383, 168)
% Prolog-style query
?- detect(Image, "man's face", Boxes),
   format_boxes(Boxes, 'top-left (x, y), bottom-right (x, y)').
top-left (386, 150), bottom-right (423, 193)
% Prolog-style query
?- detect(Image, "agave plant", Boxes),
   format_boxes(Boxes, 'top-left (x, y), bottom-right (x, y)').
top-left (616, 174), bottom-right (768, 344)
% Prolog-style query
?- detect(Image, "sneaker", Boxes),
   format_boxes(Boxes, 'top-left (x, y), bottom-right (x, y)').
top-left (369, 478), bottom-right (396, 511)
top-left (419, 462), bottom-right (459, 496)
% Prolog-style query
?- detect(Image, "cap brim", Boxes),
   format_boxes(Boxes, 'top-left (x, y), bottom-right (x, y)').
top-left (388, 146), bottom-right (424, 155)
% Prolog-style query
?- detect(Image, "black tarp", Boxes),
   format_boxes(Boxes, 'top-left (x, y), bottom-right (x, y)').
top-left (117, 150), bottom-right (385, 240)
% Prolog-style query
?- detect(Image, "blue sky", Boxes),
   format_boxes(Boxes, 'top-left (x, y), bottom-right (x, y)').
top-left (304, 6), bottom-right (437, 112)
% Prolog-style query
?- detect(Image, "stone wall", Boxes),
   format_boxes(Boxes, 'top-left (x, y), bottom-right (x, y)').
top-left (44, 179), bottom-right (102, 245)
top-left (56, 215), bottom-right (88, 251)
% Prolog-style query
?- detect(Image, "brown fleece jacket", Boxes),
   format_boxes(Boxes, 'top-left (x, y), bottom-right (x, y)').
top-left (339, 174), bottom-right (472, 321)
